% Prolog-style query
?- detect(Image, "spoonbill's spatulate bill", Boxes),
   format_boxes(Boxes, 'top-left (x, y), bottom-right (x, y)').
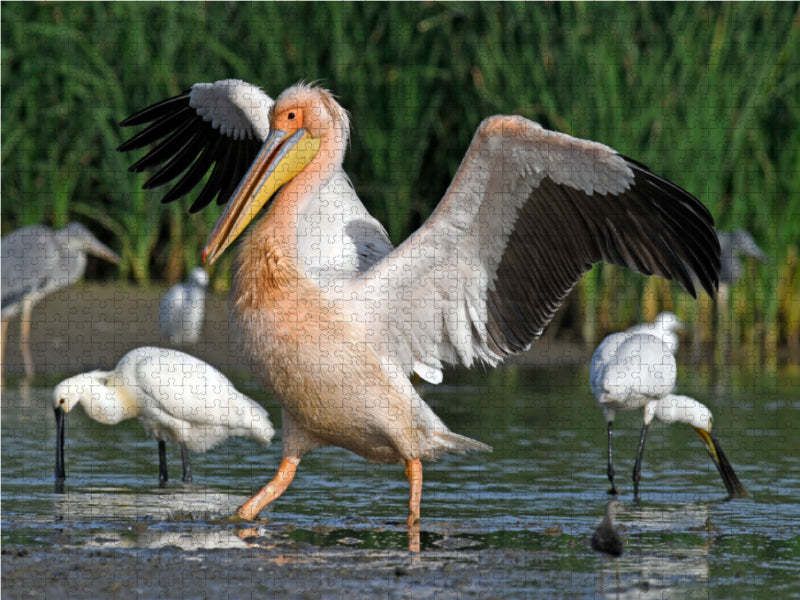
top-left (591, 332), bottom-right (748, 499)
top-left (119, 79), bottom-right (722, 527)
top-left (53, 346), bottom-right (274, 488)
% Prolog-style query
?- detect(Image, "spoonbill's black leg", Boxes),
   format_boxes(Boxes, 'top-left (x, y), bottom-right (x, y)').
top-left (632, 423), bottom-right (650, 501)
top-left (180, 443), bottom-right (192, 482)
top-left (158, 440), bottom-right (169, 487)
top-left (607, 421), bottom-right (618, 495)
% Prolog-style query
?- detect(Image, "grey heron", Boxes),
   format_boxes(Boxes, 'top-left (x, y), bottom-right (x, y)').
top-left (591, 332), bottom-right (748, 499)
top-left (158, 267), bottom-right (210, 344)
top-left (718, 229), bottom-right (767, 286)
top-left (53, 346), bottom-right (274, 488)
top-left (119, 79), bottom-right (721, 529)
top-left (1, 222), bottom-right (120, 379)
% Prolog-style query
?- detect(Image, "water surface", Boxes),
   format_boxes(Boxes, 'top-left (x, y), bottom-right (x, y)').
top-left (3, 363), bottom-right (798, 597)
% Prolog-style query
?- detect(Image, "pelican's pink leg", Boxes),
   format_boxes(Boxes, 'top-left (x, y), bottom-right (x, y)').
top-left (405, 458), bottom-right (423, 527)
top-left (237, 456), bottom-right (301, 520)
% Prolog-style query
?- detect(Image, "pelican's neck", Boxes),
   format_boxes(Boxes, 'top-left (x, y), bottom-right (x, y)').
top-left (252, 161), bottom-right (390, 290)
top-left (232, 213), bottom-right (313, 312)
top-left (269, 158), bottom-right (338, 231)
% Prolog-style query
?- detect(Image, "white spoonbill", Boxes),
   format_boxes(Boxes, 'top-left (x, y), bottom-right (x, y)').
top-left (119, 79), bottom-right (721, 527)
top-left (591, 332), bottom-right (747, 499)
top-left (53, 346), bottom-right (274, 487)
top-left (159, 267), bottom-right (210, 344)
top-left (623, 311), bottom-right (684, 354)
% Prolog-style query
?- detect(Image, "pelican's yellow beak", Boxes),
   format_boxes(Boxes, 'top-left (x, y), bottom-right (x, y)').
top-left (202, 128), bottom-right (321, 264)
top-left (692, 427), bottom-right (749, 499)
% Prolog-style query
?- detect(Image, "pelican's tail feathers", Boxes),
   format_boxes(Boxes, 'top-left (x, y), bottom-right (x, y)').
top-left (433, 430), bottom-right (492, 455)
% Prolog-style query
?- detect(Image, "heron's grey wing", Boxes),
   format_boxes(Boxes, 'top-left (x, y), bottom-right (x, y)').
top-left (118, 79), bottom-right (273, 213)
top-left (1, 226), bottom-right (58, 310)
top-left (345, 116), bottom-right (720, 381)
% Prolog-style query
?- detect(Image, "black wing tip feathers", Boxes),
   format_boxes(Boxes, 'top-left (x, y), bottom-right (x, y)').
top-left (625, 159), bottom-right (722, 297)
top-left (117, 85), bottom-right (261, 212)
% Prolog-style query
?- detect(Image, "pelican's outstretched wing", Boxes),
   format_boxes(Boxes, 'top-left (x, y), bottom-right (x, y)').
top-left (118, 79), bottom-right (273, 213)
top-left (346, 116), bottom-right (720, 382)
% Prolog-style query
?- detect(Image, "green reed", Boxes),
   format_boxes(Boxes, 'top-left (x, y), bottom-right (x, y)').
top-left (2, 2), bottom-right (798, 353)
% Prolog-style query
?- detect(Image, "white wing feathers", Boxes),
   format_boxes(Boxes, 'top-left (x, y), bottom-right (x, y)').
top-left (345, 116), bottom-right (713, 383)
top-left (189, 79), bottom-right (273, 141)
top-left (119, 79), bottom-right (275, 212)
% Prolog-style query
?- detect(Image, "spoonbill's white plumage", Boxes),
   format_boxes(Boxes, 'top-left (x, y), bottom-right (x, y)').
top-left (1, 222), bottom-right (120, 379)
top-left (159, 267), bottom-right (210, 344)
top-left (591, 332), bottom-right (747, 499)
top-left (53, 346), bottom-right (274, 487)
top-left (623, 311), bottom-right (684, 354)
top-left (119, 79), bottom-right (722, 527)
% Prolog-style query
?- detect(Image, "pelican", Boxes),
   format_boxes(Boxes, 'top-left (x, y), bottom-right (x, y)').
top-left (119, 79), bottom-right (721, 527)
top-left (624, 311), bottom-right (684, 354)
top-left (53, 346), bottom-right (274, 487)
top-left (1, 222), bottom-right (120, 380)
top-left (591, 332), bottom-right (748, 499)
top-left (159, 267), bottom-right (210, 344)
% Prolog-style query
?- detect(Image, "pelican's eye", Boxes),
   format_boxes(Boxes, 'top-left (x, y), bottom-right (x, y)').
top-left (278, 108), bottom-right (303, 130)
top-left (59, 397), bottom-right (66, 405)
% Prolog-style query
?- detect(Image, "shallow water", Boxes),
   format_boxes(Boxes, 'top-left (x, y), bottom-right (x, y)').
top-left (2, 362), bottom-right (799, 597)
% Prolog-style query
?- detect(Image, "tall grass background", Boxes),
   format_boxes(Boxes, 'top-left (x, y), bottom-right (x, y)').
top-left (2, 3), bottom-right (798, 361)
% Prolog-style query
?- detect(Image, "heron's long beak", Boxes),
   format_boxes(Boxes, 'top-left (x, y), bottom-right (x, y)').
top-left (54, 406), bottom-right (66, 490)
top-left (203, 128), bottom-right (321, 264)
top-left (693, 427), bottom-right (749, 499)
top-left (87, 238), bottom-right (121, 265)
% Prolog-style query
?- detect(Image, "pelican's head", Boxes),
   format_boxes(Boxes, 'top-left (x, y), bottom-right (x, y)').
top-left (203, 83), bottom-right (349, 264)
top-left (270, 83), bottom-right (350, 151)
top-left (653, 395), bottom-right (749, 499)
